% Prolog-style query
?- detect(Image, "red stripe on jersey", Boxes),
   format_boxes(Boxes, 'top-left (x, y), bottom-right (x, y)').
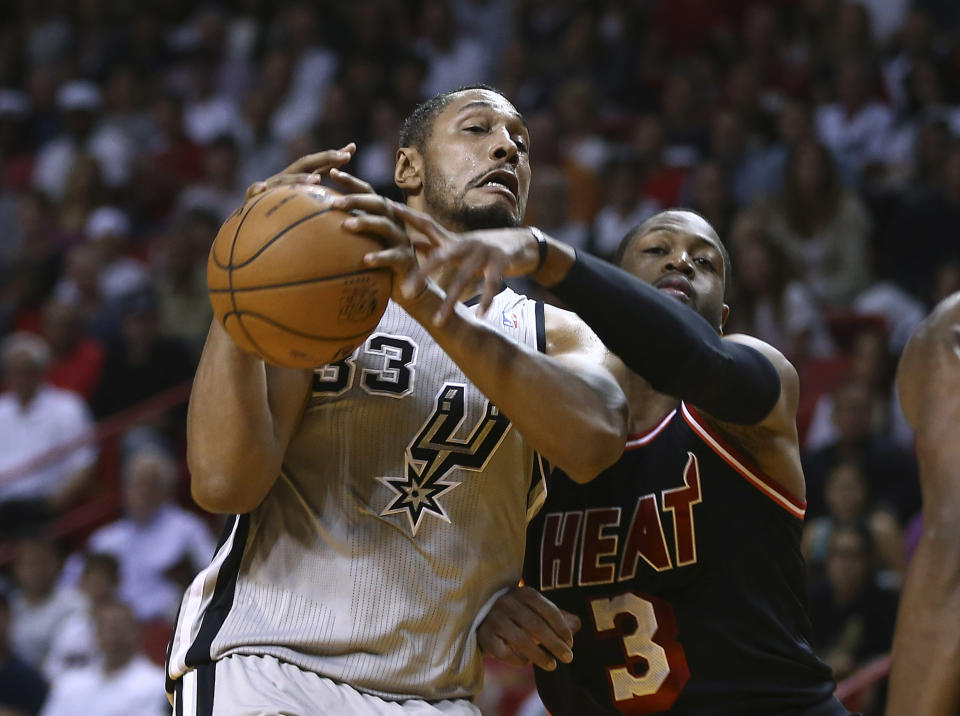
top-left (680, 403), bottom-right (806, 519)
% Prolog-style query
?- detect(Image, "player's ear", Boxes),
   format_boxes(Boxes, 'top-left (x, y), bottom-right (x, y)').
top-left (719, 304), bottom-right (730, 334)
top-left (395, 147), bottom-right (423, 194)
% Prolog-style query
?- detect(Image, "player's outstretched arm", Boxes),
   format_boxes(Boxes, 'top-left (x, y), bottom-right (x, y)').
top-left (887, 293), bottom-right (960, 716)
top-left (332, 194), bottom-right (629, 483)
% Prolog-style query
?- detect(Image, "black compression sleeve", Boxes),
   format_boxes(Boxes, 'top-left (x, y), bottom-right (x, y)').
top-left (549, 251), bottom-right (781, 424)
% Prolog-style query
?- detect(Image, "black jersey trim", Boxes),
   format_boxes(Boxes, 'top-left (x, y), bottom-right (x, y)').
top-left (681, 403), bottom-right (806, 518)
top-left (535, 301), bottom-right (546, 354)
top-left (184, 513), bottom-right (251, 666)
top-left (196, 662), bottom-right (216, 716)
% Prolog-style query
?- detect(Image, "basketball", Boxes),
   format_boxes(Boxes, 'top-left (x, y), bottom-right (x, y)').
top-left (207, 184), bottom-right (392, 369)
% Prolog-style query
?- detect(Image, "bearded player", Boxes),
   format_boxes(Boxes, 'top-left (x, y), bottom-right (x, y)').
top-left (165, 86), bottom-right (628, 714)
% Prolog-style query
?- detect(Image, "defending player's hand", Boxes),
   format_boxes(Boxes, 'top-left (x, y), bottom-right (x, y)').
top-left (477, 586), bottom-right (581, 672)
top-left (244, 143), bottom-right (375, 201)
top-left (331, 193), bottom-right (434, 306)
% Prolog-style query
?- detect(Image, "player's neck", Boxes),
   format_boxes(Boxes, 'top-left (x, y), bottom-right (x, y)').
top-left (626, 374), bottom-right (680, 436)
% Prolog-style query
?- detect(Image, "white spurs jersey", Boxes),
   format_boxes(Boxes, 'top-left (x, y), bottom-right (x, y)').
top-left (167, 288), bottom-right (548, 702)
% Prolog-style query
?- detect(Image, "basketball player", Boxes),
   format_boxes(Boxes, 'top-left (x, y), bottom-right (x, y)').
top-left (165, 87), bottom-right (629, 714)
top-left (349, 205), bottom-right (850, 715)
top-left (886, 293), bottom-right (960, 716)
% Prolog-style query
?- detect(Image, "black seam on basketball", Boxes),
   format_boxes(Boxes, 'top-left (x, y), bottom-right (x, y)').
top-left (233, 313), bottom-right (293, 367)
top-left (212, 189), bottom-right (289, 270)
top-left (223, 310), bottom-right (377, 341)
top-left (209, 267), bottom-right (389, 293)
top-left (226, 208), bottom-right (334, 270)
top-left (225, 190), bottom-right (275, 319)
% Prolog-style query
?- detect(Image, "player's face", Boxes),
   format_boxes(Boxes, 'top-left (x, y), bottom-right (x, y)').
top-left (421, 90), bottom-right (531, 230)
top-left (619, 212), bottom-right (729, 331)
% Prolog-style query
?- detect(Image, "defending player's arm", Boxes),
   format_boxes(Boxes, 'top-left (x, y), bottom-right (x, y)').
top-left (333, 195), bottom-right (629, 483)
top-left (189, 147), bottom-right (373, 514)
top-left (394, 208), bottom-right (781, 425)
top-left (887, 293), bottom-right (960, 716)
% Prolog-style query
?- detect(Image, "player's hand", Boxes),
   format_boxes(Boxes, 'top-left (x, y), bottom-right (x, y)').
top-left (330, 193), bottom-right (432, 306)
top-left (388, 203), bottom-right (542, 324)
top-left (478, 586), bottom-right (581, 671)
top-left (244, 143), bottom-right (375, 201)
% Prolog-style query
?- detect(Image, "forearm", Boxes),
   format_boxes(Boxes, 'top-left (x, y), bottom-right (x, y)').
top-left (405, 288), bottom-right (627, 481)
top-left (539, 248), bottom-right (780, 424)
top-left (187, 321), bottom-right (309, 513)
top-left (887, 534), bottom-right (960, 715)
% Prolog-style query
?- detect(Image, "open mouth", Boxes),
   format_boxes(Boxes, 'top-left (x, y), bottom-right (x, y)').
top-left (655, 275), bottom-right (695, 302)
top-left (475, 169), bottom-right (519, 203)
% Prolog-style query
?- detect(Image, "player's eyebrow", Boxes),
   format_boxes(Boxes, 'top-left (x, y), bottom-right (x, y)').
top-left (456, 100), bottom-right (529, 131)
top-left (644, 225), bottom-right (721, 253)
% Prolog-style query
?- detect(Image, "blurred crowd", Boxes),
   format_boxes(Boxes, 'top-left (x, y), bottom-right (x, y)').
top-left (0, 0), bottom-right (957, 714)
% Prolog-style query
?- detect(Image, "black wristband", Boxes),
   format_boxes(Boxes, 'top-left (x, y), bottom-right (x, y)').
top-left (529, 227), bottom-right (549, 272)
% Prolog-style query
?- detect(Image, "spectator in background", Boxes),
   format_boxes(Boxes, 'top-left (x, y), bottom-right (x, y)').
top-left (554, 78), bottom-right (610, 175)
top-left (39, 298), bottom-right (104, 400)
top-left (684, 160), bottom-right (735, 240)
top-left (744, 99), bottom-right (817, 202)
top-left (73, 446), bottom-right (214, 622)
top-left (803, 381), bottom-right (920, 522)
top-left (55, 156), bottom-right (107, 241)
top-left (631, 113), bottom-right (688, 209)
top-left (151, 212), bottom-right (215, 359)
top-left (82, 207), bottom-right (148, 303)
top-left (815, 56), bottom-right (893, 178)
top-left (522, 166), bottom-right (589, 254)
top-left (8, 538), bottom-right (84, 670)
top-left (236, 83), bottom-right (287, 192)
top-left (180, 50), bottom-right (242, 147)
top-left (175, 133), bottom-right (244, 221)
top-left (1, 191), bottom-right (65, 336)
top-left (0, 590), bottom-right (47, 716)
top-left (767, 139), bottom-right (872, 306)
top-left (802, 460), bottom-right (904, 578)
top-left (43, 553), bottom-right (118, 679)
top-left (808, 525), bottom-right (898, 684)
top-left (726, 207), bottom-right (834, 363)
top-left (0, 333), bottom-right (96, 533)
top-left (591, 154), bottom-right (659, 259)
top-left (0, 89), bottom-right (35, 193)
top-left (31, 80), bottom-right (132, 202)
top-left (137, 92), bottom-right (206, 221)
top-left (89, 288), bottom-right (194, 419)
top-left (39, 601), bottom-right (166, 716)
top-left (415, 0), bottom-right (490, 97)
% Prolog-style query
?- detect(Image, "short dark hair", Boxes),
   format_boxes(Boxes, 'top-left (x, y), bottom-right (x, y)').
top-left (398, 83), bottom-right (510, 151)
top-left (614, 209), bottom-right (733, 296)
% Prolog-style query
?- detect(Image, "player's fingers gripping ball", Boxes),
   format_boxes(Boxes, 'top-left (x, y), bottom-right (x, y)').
top-left (207, 184), bottom-right (392, 369)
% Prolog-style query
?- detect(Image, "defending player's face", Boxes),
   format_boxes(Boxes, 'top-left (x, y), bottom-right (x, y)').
top-left (421, 89), bottom-right (531, 230)
top-left (619, 211), bottom-right (729, 330)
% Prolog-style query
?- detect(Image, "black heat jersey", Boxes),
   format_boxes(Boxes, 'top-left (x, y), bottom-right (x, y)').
top-left (523, 403), bottom-right (842, 716)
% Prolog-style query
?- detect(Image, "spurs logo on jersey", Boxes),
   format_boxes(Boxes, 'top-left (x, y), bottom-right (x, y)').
top-left (378, 382), bottom-right (512, 535)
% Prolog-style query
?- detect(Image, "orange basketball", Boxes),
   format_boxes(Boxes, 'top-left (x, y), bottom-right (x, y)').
top-left (207, 184), bottom-right (392, 369)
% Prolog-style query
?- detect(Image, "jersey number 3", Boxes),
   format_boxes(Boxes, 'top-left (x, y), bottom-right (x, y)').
top-left (589, 591), bottom-right (690, 715)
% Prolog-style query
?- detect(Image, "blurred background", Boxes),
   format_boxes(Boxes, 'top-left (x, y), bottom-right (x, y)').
top-left (0, 0), bottom-right (953, 714)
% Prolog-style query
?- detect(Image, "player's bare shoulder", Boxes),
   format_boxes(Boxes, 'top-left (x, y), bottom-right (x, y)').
top-left (542, 304), bottom-right (631, 388)
top-left (897, 291), bottom-right (960, 432)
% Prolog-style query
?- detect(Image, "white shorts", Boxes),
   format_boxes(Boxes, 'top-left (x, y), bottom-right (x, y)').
top-left (171, 654), bottom-right (481, 716)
